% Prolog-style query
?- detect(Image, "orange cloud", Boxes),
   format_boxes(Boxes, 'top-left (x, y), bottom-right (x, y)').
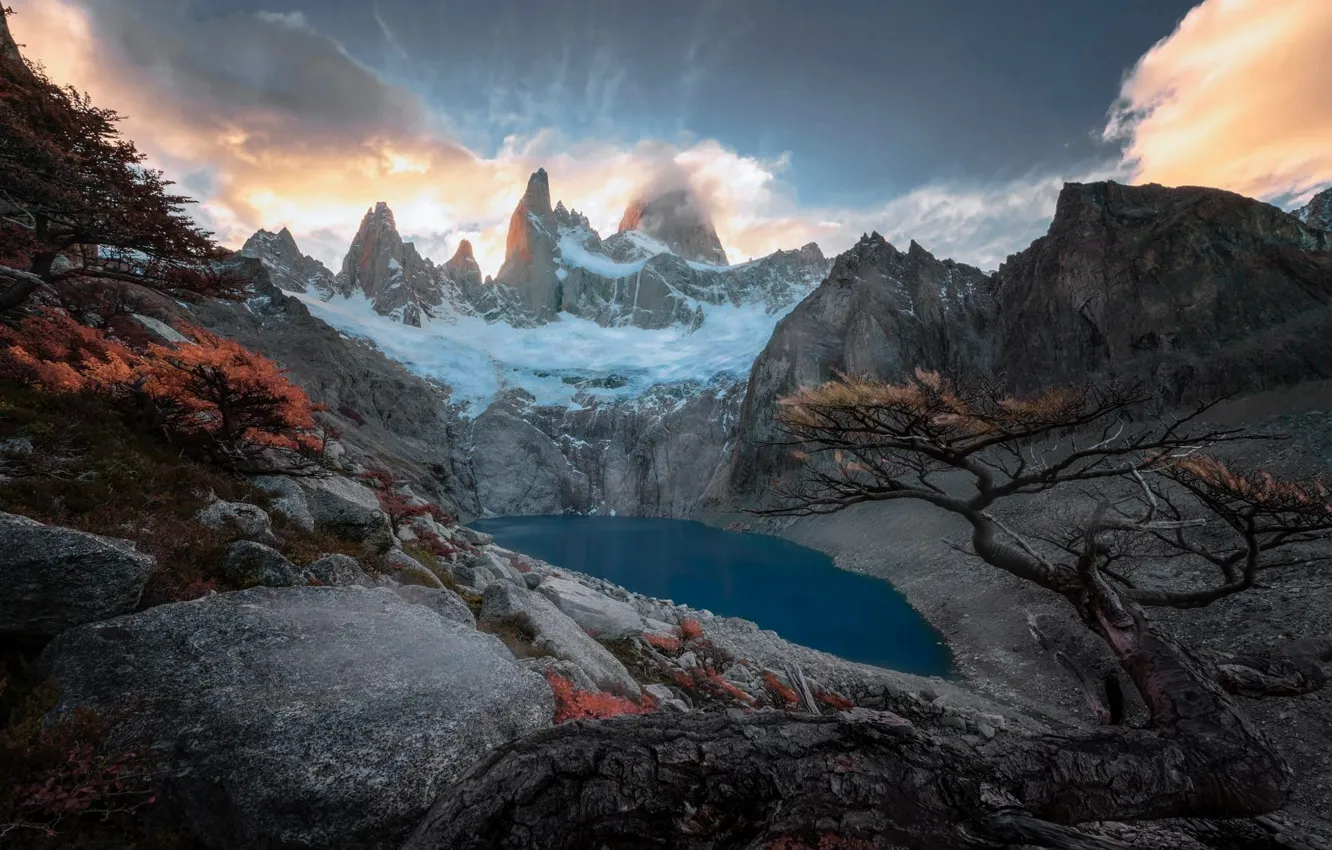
top-left (1106, 0), bottom-right (1332, 203)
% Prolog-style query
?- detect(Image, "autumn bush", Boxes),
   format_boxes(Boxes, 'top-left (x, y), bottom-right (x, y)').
top-left (544, 672), bottom-right (653, 723)
top-left (357, 466), bottom-right (455, 534)
top-left (676, 618), bottom-right (704, 641)
top-left (0, 308), bottom-right (328, 472)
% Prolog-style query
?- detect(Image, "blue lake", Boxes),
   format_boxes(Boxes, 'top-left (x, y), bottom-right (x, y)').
top-left (469, 516), bottom-right (953, 677)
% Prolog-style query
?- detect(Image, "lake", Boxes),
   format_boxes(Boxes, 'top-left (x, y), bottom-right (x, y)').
top-left (469, 516), bottom-right (953, 677)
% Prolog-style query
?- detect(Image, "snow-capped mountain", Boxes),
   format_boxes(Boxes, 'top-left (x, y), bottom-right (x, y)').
top-left (493, 168), bottom-right (830, 330)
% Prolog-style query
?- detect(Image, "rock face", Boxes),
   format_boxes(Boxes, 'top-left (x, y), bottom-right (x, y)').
top-left (1295, 186), bottom-right (1332, 231)
top-left (709, 181), bottom-right (1332, 509)
top-left (616, 188), bottom-right (729, 265)
top-left (40, 587), bottom-right (553, 850)
top-left (991, 181), bottom-right (1332, 397)
top-left (239, 227), bottom-right (337, 298)
top-left (336, 203), bottom-right (443, 326)
top-left (534, 576), bottom-right (654, 639)
top-left (0, 512), bottom-right (155, 638)
top-left (195, 499), bottom-right (276, 545)
top-left (708, 233), bottom-right (994, 506)
top-left (495, 169), bottom-right (563, 322)
top-left (469, 378), bottom-right (744, 517)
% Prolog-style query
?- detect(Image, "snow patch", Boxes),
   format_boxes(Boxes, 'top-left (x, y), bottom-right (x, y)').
top-left (297, 291), bottom-right (796, 416)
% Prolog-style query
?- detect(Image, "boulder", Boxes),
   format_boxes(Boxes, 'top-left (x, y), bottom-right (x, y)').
top-left (296, 475), bottom-right (392, 547)
top-left (220, 540), bottom-right (305, 588)
top-left (0, 511), bottom-right (155, 637)
top-left (39, 587), bottom-right (553, 850)
top-left (305, 554), bottom-right (373, 587)
top-left (480, 582), bottom-right (640, 698)
top-left (195, 499), bottom-right (277, 545)
top-left (250, 475), bottom-right (314, 532)
top-left (535, 577), bottom-right (652, 639)
top-left (384, 547), bottom-right (444, 589)
top-left (393, 585), bottom-right (476, 627)
top-left (455, 525), bottom-right (493, 547)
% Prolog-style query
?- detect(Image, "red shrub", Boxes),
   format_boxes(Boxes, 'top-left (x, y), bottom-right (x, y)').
top-left (815, 690), bottom-right (855, 711)
top-left (762, 671), bottom-right (799, 706)
top-left (700, 669), bottom-right (755, 705)
top-left (358, 466), bottom-right (456, 534)
top-left (676, 619), bottom-right (704, 641)
top-left (544, 672), bottom-right (653, 723)
top-left (644, 633), bottom-right (681, 654)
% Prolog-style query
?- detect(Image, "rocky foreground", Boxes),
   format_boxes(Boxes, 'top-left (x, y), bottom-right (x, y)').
top-left (3, 464), bottom-right (1031, 849)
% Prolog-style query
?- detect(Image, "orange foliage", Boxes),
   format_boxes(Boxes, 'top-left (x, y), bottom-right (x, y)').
top-left (544, 672), bottom-right (653, 723)
top-left (762, 671), bottom-right (799, 706)
top-left (0, 308), bottom-right (325, 469)
top-left (644, 633), bottom-right (682, 654)
top-left (676, 619), bottom-right (704, 641)
top-left (815, 690), bottom-right (855, 711)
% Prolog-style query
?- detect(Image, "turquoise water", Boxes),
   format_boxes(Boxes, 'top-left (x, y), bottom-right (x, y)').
top-left (469, 516), bottom-right (953, 677)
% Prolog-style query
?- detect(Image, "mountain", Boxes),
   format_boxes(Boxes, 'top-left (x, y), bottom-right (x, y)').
top-left (239, 228), bottom-right (337, 299)
top-left (335, 203), bottom-right (443, 327)
top-left (706, 180), bottom-right (1332, 509)
top-left (1295, 186), bottom-right (1332, 231)
top-left (611, 189), bottom-right (729, 265)
top-left (489, 169), bottom-right (829, 330)
top-left (707, 234), bottom-right (996, 506)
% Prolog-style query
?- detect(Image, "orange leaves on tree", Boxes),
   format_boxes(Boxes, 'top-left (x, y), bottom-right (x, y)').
top-left (0, 308), bottom-right (326, 469)
top-left (544, 672), bottom-right (653, 723)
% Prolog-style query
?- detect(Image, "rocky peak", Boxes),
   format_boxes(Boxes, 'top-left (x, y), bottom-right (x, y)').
top-left (521, 169), bottom-right (554, 219)
top-left (448, 239), bottom-right (475, 266)
top-left (617, 189), bottom-right (729, 266)
top-left (1295, 186), bottom-right (1332, 231)
top-left (495, 169), bottom-right (562, 322)
top-left (238, 227), bottom-right (336, 298)
top-left (337, 202), bottom-right (442, 325)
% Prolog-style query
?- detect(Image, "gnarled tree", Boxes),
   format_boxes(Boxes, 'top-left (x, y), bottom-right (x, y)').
top-left (0, 9), bottom-right (240, 314)
top-left (403, 370), bottom-right (1332, 850)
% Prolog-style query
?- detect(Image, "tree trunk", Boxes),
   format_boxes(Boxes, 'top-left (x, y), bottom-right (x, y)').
top-left (402, 695), bottom-right (1291, 850)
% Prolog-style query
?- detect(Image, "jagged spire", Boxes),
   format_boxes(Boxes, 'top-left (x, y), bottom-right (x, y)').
top-left (521, 169), bottom-right (552, 218)
top-left (449, 239), bottom-right (475, 264)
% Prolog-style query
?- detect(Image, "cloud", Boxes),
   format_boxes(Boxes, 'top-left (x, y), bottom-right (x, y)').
top-left (1106, 0), bottom-right (1332, 204)
top-left (7, 0), bottom-right (1096, 279)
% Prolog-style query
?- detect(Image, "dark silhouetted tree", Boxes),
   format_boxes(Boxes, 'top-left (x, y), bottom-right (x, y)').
top-left (0, 8), bottom-right (241, 314)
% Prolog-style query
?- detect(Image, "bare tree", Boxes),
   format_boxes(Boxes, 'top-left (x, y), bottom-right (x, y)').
top-left (402, 369), bottom-right (1332, 850)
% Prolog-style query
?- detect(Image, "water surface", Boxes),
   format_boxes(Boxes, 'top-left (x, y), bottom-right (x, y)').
top-left (470, 516), bottom-right (952, 677)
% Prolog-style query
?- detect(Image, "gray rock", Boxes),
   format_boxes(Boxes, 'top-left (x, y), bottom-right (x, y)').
top-left (522, 571), bottom-right (543, 590)
top-left (644, 683), bottom-right (690, 713)
top-left (221, 540), bottom-right (305, 588)
top-left (480, 582), bottom-right (640, 698)
top-left (296, 475), bottom-right (392, 546)
top-left (250, 475), bottom-right (314, 532)
top-left (455, 526), bottom-right (492, 547)
top-left (195, 499), bottom-right (277, 545)
top-left (384, 547), bottom-right (444, 588)
top-left (535, 577), bottom-right (651, 639)
top-left (393, 585), bottom-right (476, 626)
top-left (521, 656), bottom-right (599, 693)
top-left (40, 587), bottom-right (552, 850)
top-left (0, 511), bottom-right (154, 638)
top-left (305, 554), bottom-right (373, 587)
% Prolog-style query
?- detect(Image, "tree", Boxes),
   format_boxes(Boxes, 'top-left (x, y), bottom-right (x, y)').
top-left (0, 9), bottom-right (241, 314)
top-left (402, 370), bottom-right (1332, 850)
top-left (137, 329), bottom-right (329, 471)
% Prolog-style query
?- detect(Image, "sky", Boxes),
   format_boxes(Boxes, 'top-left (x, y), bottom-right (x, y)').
top-left (7, 0), bottom-right (1332, 277)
